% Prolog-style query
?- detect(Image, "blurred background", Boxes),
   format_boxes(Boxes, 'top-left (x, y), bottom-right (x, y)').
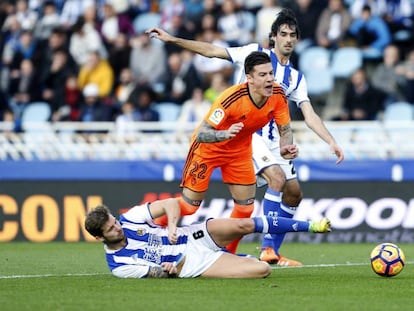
top-left (0, 0), bottom-right (413, 244)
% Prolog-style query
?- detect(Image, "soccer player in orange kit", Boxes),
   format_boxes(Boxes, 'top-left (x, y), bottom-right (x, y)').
top-left (155, 51), bottom-right (298, 253)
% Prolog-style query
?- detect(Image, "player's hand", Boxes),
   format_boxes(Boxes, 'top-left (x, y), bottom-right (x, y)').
top-left (161, 262), bottom-right (178, 275)
top-left (168, 226), bottom-right (178, 245)
top-left (226, 122), bottom-right (244, 139)
top-left (280, 144), bottom-right (298, 159)
top-left (330, 143), bottom-right (344, 164)
top-left (145, 27), bottom-right (172, 42)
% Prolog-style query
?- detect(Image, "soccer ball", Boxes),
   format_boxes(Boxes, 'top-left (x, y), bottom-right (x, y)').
top-left (370, 243), bottom-right (405, 277)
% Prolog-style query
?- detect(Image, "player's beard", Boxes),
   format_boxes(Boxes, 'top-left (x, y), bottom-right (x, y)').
top-left (103, 233), bottom-right (125, 246)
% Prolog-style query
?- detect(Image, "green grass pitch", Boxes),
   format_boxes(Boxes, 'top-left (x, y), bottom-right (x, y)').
top-left (1, 242), bottom-right (413, 311)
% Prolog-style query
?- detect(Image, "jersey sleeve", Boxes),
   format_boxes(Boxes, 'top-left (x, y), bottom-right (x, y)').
top-left (112, 263), bottom-right (151, 278)
top-left (272, 86), bottom-right (291, 125)
top-left (226, 44), bottom-right (260, 84)
top-left (121, 203), bottom-right (152, 223)
top-left (288, 73), bottom-right (310, 108)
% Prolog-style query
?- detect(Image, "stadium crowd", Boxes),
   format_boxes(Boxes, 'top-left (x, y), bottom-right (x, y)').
top-left (0, 0), bottom-right (413, 133)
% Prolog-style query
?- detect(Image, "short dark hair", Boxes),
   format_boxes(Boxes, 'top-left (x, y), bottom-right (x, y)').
top-left (244, 51), bottom-right (271, 74)
top-left (84, 205), bottom-right (111, 237)
top-left (269, 8), bottom-right (300, 47)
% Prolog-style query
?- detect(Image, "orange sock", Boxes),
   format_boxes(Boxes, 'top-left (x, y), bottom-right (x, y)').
top-left (225, 202), bottom-right (254, 253)
top-left (153, 196), bottom-right (200, 226)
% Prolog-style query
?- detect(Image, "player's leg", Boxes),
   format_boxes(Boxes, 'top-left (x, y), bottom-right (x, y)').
top-left (225, 183), bottom-right (256, 253)
top-left (201, 252), bottom-right (271, 278)
top-left (154, 150), bottom-right (214, 226)
top-left (221, 153), bottom-right (257, 253)
top-left (257, 164), bottom-right (286, 263)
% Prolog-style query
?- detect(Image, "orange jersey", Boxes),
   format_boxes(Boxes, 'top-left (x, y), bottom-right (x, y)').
top-left (191, 82), bottom-right (290, 158)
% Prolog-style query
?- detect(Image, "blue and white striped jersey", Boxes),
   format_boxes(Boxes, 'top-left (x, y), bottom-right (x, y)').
top-left (226, 44), bottom-right (310, 146)
top-left (104, 203), bottom-right (186, 278)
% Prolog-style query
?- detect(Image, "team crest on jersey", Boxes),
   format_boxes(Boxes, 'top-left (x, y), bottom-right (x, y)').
top-left (137, 228), bottom-right (146, 236)
top-left (208, 108), bottom-right (224, 125)
top-left (261, 156), bottom-right (270, 162)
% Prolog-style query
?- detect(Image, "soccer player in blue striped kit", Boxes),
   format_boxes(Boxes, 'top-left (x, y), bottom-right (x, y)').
top-left (147, 8), bottom-right (344, 266)
top-left (85, 197), bottom-right (331, 278)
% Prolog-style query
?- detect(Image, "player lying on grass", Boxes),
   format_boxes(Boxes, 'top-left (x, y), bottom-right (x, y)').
top-left (85, 197), bottom-right (331, 279)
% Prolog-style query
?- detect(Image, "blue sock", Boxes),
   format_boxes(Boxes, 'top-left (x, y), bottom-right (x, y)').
top-left (272, 203), bottom-right (296, 255)
top-left (254, 216), bottom-right (309, 234)
top-left (261, 188), bottom-right (281, 250)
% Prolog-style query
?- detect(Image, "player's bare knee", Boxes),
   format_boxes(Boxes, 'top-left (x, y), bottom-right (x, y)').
top-left (282, 187), bottom-right (303, 206)
top-left (257, 262), bottom-right (272, 278)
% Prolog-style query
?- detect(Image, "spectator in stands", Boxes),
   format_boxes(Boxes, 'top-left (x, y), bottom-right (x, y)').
top-left (97, 2), bottom-right (134, 49)
top-left (203, 72), bottom-right (229, 103)
top-left (176, 87), bottom-right (211, 132)
top-left (8, 58), bottom-right (42, 122)
top-left (41, 48), bottom-right (73, 120)
top-left (290, 0), bottom-right (326, 54)
top-left (59, 0), bottom-right (85, 31)
top-left (255, 0), bottom-right (282, 46)
top-left (115, 99), bottom-right (139, 138)
top-left (58, 73), bottom-right (81, 121)
top-left (108, 32), bottom-right (131, 89)
top-left (79, 83), bottom-right (113, 123)
top-left (77, 50), bottom-right (114, 98)
top-left (159, 0), bottom-right (185, 34)
top-left (9, 30), bottom-right (42, 72)
top-left (333, 68), bottom-right (384, 121)
top-left (347, 4), bottom-right (391, 60)
top-left (33, 1), bottom-right (60, 45)
top-left (37, 26), bottom-right (72, 85)
top-left (315, 0), bottom-right (352, 50)
top-left (371, 44), bottom-right (407, 107)
top-left (192, 26), bottom-right (233, 86)
top-left (217, 0), bottom-right (254, 47)
top-left (395, 48), bottom-right (414, 103)
top-left (15, 0), bottom-right (38, 31)
top-left (126, 85), bottom-right (160, 131)
top-left (129, 31), bottom-right (167, 90)
top-left (114, 67), bottom-right (136, 106)
top-left (69, 16), bottom-right (107, 66)
top-left (162, 13), bottom-right (195, 56)
top-left (162, 51), bottom-right (203, 105)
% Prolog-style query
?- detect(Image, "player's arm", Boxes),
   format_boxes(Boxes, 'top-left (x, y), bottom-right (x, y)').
top-left (148, 198), bottom-right (180, 243)
top-left (112, 263), bottom-right (177, 278)
top-left (196, 120), bottom-right (244, 142)
top-left (146, 27), bottom-right (230, 59)
top-left (278, 123), bottom-right (298, 160)
top-left (301, 101), bottom-right (344, 164)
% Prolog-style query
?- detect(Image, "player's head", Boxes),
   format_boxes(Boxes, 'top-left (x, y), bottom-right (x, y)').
top-left (269, 8), bottom-right (300, 48)
top-left (85, 204), bottom-right (111, 237)
top-left (244, 51), bottom-right (271, 75)
top-left (245, 52), bottom-right (274, 97)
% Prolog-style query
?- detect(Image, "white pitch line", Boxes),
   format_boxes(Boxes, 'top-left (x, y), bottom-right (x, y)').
top-left (271, 261), bottom-right (414, 269)
top-left (0, 272), bottom-right (109, 279)
top-left (1, 262), bottom-right (413, 279)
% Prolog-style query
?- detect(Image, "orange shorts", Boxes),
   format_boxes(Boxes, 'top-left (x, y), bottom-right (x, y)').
top-left (180, 150), bottom-right (256, 192)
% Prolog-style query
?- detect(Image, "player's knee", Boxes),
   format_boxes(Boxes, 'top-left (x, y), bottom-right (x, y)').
top-left (264, 166), bottom-right (285, 191)
top-left (233, 198), bottom-right (255, 217)
top-left (179, 195), bottom-right (201, 216)
top-left (282, 190), bottom-right (303, 207)
top-left (254, 261), bottom-right (272, 278)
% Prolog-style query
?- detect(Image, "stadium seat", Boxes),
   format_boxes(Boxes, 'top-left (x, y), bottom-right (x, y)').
top-left (383, 102), bottom-right (414, 121)
top-left (305, 68), bottom-right (334, 96)
top-left (154, 102), bottom-right (181, 122)
top-left (330, 47), bottom-right (362, 79)
top-left (298, 46), bottom-right (331, 75)
top-left (133, 12), bottom-right (161, 34)
top-left (21, 102), bottom-right (52, 132)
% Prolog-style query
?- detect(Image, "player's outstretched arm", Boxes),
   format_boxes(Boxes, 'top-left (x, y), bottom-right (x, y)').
top-left (146, 27), bottom-right (230, 59)
top-left (301, 101), bottom-right (345, 164)
top-left (196, 120), bottom-right (244, 142)
top-left (148, 198), bottom-right (180, 243)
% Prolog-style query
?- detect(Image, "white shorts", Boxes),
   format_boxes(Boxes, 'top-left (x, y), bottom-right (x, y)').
top-left (178, 220), bottom-right (225, 278)
top-left (252, 132), bottom-right (297, 188)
